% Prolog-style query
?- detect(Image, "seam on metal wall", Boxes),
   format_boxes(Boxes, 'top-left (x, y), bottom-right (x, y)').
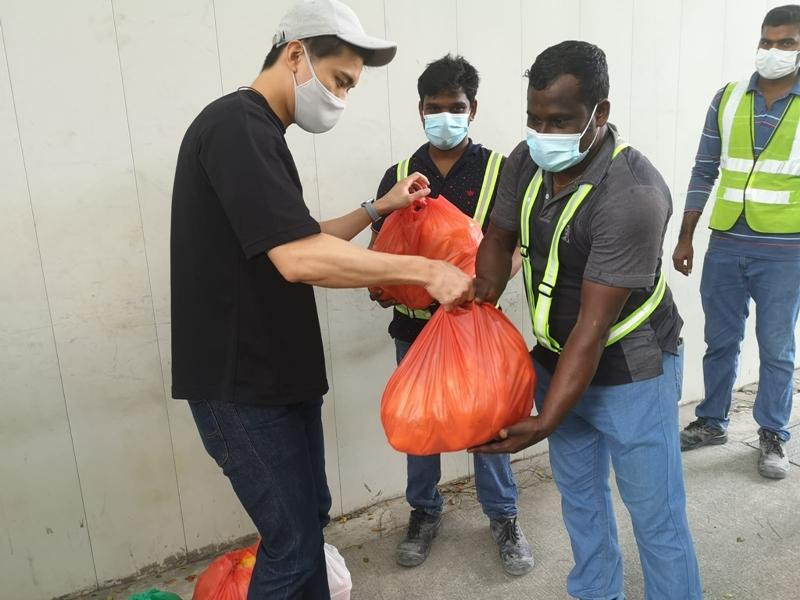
top-left (311, 130), bottom-right (344, 515)
top-left (667, 0), bottom-right (687, 292)
top-left (383, 0), bottom-right (395, 162)
top-left (0, 15), bottom-right (100, 590)
top-left (455, 0), bottom-right (460, 54)
top-left (109, 0), bottom-right (189, 555)
top-left (211, 0), bottom-right (225, 92)
top-left (628, 0), bottom-right (635, 137)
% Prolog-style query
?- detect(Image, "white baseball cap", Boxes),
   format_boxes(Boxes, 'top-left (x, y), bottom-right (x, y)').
top-left (272, 0), bottom-right (397, 67)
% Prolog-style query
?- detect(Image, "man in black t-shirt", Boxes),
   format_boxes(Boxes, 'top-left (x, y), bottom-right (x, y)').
top-left (368, 55), bottom-right (533, 577)
top-left (170, 1), bottom-right (472, 598)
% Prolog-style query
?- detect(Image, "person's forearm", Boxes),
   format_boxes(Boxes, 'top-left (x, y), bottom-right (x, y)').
top-left (319, 207), bottom-right (372, 241)
top-left (268, 233), bottom-right (434, 288)
top-left (320, 195), bottom-right (402, 241)
top-left (678, 211), bottom-right (702, 242)
top-left (536, 321), bottom-right (610, 430)
top-left (509, 244), bottom-right (523, 280)
top-left (475, 224), bottom-right (517, 302)
top-left (537, 282), bottom-right (631, 431)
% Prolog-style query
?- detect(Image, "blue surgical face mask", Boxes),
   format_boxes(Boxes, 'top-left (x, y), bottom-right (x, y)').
top-left (424, 112), bottom-right (470, 150)
top-left (526, 104), bottom-right (599, 172)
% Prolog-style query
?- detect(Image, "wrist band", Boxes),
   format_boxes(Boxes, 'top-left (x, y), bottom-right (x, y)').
top-left (361, 198), bottom-right (381, 223)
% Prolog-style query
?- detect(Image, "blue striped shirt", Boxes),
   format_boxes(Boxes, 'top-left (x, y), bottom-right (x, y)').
top-left (686, 72), bottom-right (800, 260)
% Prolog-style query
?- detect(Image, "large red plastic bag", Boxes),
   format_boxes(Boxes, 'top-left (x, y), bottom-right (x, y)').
top-left (371, 196), bottom-right (483, 309)
top-left (192, 543), bottom-right (258, 600)
top-left (381, 303), bottom-right (535, 455)
top-left (193, 541), bottom-right (351, 600)
top-left (325, 543), bottom-right (352, 600)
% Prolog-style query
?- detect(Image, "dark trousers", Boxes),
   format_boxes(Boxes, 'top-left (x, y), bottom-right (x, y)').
top-left (189, 398), bottom-right (331, 599)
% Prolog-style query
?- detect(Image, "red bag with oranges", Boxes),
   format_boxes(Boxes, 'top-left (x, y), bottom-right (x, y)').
top-left (381, 303), bottom-right (535, 455)
top-left (370, 196), bottom-right (482, 309)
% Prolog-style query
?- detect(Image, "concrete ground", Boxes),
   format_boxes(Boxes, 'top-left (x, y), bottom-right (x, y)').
top-left (78, 378), bottom-right (800, 600)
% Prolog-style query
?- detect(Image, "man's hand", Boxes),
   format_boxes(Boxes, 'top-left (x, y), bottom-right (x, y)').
top-left (425, 261), bottom-right (474, 309)
top-left (672, 238), bottom-right (694, 276)
top-left (468, 415), bottom-right (555, 454)
top-left (672, 211), bottom-right (701, 276)
top-left (374, 172), bottom-right (431, 215)
top-left (368, 287), bottom-right (395, 308)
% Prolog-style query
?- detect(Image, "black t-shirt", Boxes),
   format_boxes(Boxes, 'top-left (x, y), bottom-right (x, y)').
top-left (170, 88), bottom-right (328, 405)
top-left (373, 141), bottom-right (505, 343)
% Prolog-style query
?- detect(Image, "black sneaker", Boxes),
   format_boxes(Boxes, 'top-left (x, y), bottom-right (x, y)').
top-left (489, 516), bottom-right (534, 576)
top-left (758, 429), bottom-right (790, 480)
top-left (680, 418), bottom-right (728, 451)
top-left (395, 509), bottom-right (442, 567)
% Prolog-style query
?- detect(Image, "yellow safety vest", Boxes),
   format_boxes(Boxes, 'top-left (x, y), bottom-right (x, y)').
top-left (710, 79), bottom-right (800, 233)
top-left (519, 141), bottom-right (666, 353)
top-left (393, 149), bottom-right (503, 320)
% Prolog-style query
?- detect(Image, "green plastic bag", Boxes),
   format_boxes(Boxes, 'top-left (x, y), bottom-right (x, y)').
top-left (129, 589), bottom-right (182, 600)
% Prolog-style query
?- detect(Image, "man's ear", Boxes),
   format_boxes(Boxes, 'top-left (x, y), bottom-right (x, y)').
top-left (469, 99), bottom-right (478, 122)
top-left (596, 99), bottom-right (611, 128)
top-left (284, 40), bottom-right (305, 74)
top-left (418, 100), bottom-right (425, 125)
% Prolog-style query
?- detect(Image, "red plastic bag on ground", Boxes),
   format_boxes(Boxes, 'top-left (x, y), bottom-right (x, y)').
top-left (371, 196), bottom-right (483, 309)
top-left (381, 303), bottom-right (535, 455)
top-left (192, 543), bottom-right (258, 600)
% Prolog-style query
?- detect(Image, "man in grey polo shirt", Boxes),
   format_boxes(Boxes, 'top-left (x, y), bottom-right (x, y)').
top-left (470, 41), bottom-right (702, 599)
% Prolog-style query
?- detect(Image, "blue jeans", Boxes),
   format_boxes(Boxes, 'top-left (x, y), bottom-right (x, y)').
top-left (395, 339), bottom-right (518, 519)
top-left (535, 349), bottom-right (701, 600)
top-left (697, 250), bottom-right (800, 441)
top-left (189, 398), bottom-right (331, 600)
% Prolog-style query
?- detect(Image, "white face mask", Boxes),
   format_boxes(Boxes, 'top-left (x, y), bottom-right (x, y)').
top-left (755, 47), bottom-right (800, 80)
top-left (293, 47), bottom-right (346, 133)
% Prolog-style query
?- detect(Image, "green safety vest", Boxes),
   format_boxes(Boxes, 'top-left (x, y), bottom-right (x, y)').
top-left (519, 141), bottom-right (667, 353)
top-left (393, 149), bottom-right (503, 320)
top-left (710, 79), bottom-right (800, 233)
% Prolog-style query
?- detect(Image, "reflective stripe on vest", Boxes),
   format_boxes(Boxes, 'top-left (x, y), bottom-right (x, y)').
top-left (473, 150), bottom-right (503, 227)
top-left (394, 304), bottom-right (433, 319)
top-left (391, 150), bottom-right (503, 320)
top-left (519, 141), bottom-right (666, 353)
top-left (710, 79), bottom-right (800, 233)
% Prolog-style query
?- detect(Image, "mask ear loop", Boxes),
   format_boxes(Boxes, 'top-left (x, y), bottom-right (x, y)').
top-left (579, 103), bottom-right (601, 155)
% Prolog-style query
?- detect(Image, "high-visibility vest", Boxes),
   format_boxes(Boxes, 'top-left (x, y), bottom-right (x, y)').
top-left (519, 141), bottom-right (666, 353)
top-left (392, 149), bottom-right (504, 320)
top-left (709, 79), bottom-right (800, 233)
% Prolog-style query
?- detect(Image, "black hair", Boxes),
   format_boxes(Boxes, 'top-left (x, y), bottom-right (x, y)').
top-left (763, 4), bottom-right (800, 29)
top-left (527, 41), bottom-right (609, 110)
top-left (417, 54), bottom-right (480, 103)
top-left (261, 35), bottom-right (374, 71)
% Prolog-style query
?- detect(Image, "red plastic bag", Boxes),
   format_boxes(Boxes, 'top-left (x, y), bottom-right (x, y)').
top-left (192, 543), bottom-right (259, 600)
top-left (381, 303), bottom-right (535, 455)
top-left (371, 196), bottom-right (482, 309)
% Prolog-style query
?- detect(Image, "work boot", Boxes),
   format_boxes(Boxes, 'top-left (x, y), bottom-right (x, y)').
top-left (395, 509), bottom-right (442, 567)
top-left (680, 418), bottom-right (728, 451)
top-left (758, 429), bottom-right (790, 480)
top-left (489, 516), bottom-right (534, 576)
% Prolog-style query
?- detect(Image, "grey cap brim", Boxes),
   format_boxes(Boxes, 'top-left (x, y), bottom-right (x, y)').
top-left (337, 32), bottom-right (397, 67)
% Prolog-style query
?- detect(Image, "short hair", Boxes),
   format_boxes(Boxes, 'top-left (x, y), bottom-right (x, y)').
top-left (527, 41), bottom-right (609, 110)
top-left (417, 54), bottom-right (480, 103)
top-left (261, 35), bottom-right (374, 71)
top-left (763, 4), bottom-right (800, 29)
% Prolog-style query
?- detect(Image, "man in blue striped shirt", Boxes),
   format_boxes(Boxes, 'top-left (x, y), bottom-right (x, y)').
top-left (673, 5), bottom-right (800, 480)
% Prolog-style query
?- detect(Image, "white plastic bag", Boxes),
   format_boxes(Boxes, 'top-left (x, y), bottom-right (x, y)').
top-left (325, 543), bottom-right (352, 600)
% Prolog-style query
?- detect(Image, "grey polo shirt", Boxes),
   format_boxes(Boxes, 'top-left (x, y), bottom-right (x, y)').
top-left (492, 125), bottom-right (683, 385)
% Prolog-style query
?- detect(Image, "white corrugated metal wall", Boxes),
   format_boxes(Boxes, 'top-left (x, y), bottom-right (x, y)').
top-left (0, 0), bottom-right (790, 597)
